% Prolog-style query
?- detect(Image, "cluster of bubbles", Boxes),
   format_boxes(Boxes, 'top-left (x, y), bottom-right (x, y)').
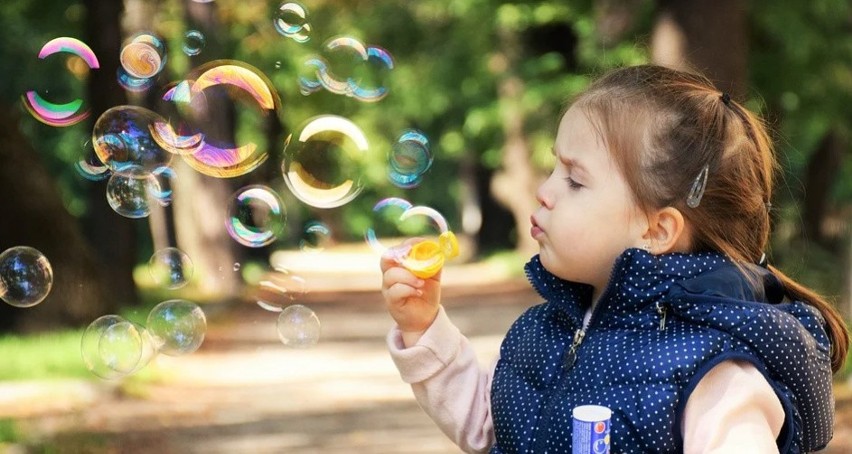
top-left (82, 299), bottom-right (206, 379)
top-left (300, 36), bottom-right (394, 102)
top-left (16, 4), bottom-right (451, 363)
top-left (0, 247), bottom-right (53, 308)
top-left (274, 2), bottom-right (311, 43)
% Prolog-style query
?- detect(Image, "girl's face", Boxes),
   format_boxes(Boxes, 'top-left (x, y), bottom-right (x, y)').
top-left (531, 107), bottom-right (649, 297)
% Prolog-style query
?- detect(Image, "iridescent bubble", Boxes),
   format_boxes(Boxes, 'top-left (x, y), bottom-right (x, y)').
top-left (299, 221), bottom-right (331, 252)
top-left (119, 33), bottom-right (166, 79)
top-left (117, 66), bottom-right (155, 92)
top-left (106, 167), bottom-right (156, 219)
top-left (299, 37), bottom-right (393, 102)
top-left (182, 30), bottom-right (206, 56)
top-left (175, 61), bottom-right (279, 178)
top-left (146, 299), bottom-right (207, 356)
top-left (277, 304), bottom-right (320, 348)
top-left (148, 247), bottom-right (193, 289)
top-left (147, 166), bottom-right (176, 206)
top-left (0, 246), bottom-right (53, 308)
top-left (22, 37), bottom-right (100, 127)
top-left (364, 198), bottom-right (413, 254)
top-left (82, 315), bottom-right (156, 380)
top-left (226, 185), bottom-right (287, 248)
top-left (92, 105), bottom-right (173, 173)
top-left (389, 129), bottom-right (432, 188)
top-left (282, 115), bottom-right (368, 208)
top-left (274, 2), bottom-right (311, 43)
top-left (75, 157), bottom-right (110, 181)
top-left (254, 267), bottom-right (307, 312)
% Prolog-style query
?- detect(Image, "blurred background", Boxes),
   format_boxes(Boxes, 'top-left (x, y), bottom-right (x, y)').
top-left (0, 0), bottom-right (850, 452)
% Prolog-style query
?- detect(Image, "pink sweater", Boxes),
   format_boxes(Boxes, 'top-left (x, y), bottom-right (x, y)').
top-left (387, 306), bottom-right (785, 453)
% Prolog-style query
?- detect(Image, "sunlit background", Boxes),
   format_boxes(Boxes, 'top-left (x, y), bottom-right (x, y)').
top-left (0, 0), bottom-right (851, 452)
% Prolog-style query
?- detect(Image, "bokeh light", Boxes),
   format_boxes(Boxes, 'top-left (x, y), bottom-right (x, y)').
top-left (0, 246), bottom-right (53, 308)
top-left (277, 304), bottom-right (320, 348)
top-left (148, 247), bottom-right (194, 290)
top-left (146, 299), bottom-right (207, 356)
top-left (282, 115), bottom-right (369, 208)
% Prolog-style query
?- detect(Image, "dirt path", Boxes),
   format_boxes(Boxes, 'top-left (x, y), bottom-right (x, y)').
top-left (2, 265), bottom-right (851, 453)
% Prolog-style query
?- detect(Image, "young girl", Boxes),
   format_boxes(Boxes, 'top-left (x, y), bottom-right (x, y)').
top-left (381, 64), bottom-right (848, 453)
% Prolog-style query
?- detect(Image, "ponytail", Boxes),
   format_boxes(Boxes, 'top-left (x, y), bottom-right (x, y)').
top-left (768, 264), bottom-right (850, 373)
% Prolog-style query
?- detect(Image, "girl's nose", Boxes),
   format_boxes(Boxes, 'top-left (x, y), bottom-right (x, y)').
top-left (535, 180), bottom-right (552, 209)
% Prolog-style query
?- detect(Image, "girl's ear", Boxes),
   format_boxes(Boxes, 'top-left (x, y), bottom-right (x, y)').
top-left (643, 207), bottom-right (690, 254)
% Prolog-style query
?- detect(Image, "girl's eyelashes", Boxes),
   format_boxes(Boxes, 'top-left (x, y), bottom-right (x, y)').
top-left (565, 177), bottom-right (583, 189)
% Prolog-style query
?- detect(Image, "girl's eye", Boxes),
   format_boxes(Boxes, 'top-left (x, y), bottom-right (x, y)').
top-left (565, 177), bottom-right (583, 189)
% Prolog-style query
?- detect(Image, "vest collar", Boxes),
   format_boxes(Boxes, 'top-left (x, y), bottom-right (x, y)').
top-left (524, 248), bottom-right (733, 326)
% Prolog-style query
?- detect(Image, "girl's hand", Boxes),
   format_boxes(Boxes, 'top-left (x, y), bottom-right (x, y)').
top-left (380, 240), bottom-right (442, 333)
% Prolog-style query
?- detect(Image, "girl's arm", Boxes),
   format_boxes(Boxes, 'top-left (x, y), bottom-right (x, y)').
top-left (682, 359), bottom-right (785, 453)
top-left (387, 306), bottom-right (496, 454)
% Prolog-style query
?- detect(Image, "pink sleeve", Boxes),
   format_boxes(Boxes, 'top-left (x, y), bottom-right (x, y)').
top-left (682, 359), bottom-right (785, 453)
top-left (387, 306), bottom-right (496, 454)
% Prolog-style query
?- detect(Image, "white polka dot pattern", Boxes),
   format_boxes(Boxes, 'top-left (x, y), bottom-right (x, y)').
top-left (489, 249), bottom-right (834, 453)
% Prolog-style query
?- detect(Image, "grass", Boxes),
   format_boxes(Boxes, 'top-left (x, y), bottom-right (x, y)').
top-left (0, 330), bottom-right (89, 381)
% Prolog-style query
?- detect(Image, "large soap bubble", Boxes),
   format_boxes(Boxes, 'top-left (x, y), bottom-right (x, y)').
top-left (226, 185), bottom-right (287, 248)
top-left (388, 129), bottom-right (432, 188)
top-left (82, 315), bottom-right (156, 380)
top-left (105, 166), bottom-right (157, 219)
top-left (0, 246), bottom-right (53, 308)
top-left (148, 247), bottom-right (194, 289)
top-left (277, 304), bottom-right (320, 348)
top-left (282, 115), bottom-right (369, 208)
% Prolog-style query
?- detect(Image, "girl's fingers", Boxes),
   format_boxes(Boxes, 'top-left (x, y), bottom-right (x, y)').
top-left (382, 267), bottom-right (424, 290)
top-left (383, 282), bottom-right (422, 303)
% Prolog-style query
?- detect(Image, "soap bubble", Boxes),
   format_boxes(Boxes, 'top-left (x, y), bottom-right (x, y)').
top-left (22, 37), bottom-right (99, 127)
top-left (389, 129), bottom-right (432, 188)
top-left (146, 299), bottom-right (207, 356)
top-left (82, 315), bottom-right (156, 379)
top-left (119, 32), bottom-right (166, 79)
top-left (277, 304), bottom-right (320, 348)
top-left (282, 115), bottom-right (369, 208)
top-left (0, 246), bottom-right (53, 308)
top-left (299, 221), bottom-right (331, 252)
top-left (274, 2), bottom-right (311, 43)
top-left (169, 61), bottom-right (280, 178)
top-left (105, 166), bottom-right (156, 219)
top-left (182, 30), bottom-right (206, 56)
top-left (364, 198), bottom-right (413, 253)
top-left (147, 166), bottom-right (176, 206)
top-left (226, 185), bottom-right (287, 248)
top-left (254, 267), bottom-right (307, 312)
top-left (75, 156), bottom-right (111, 181)
top-left (299, 37), bottom-right (393, 102)
top-left (148, 247), bottom-right (194, 289)
top-left (92, 105), bottom-right (173, 173)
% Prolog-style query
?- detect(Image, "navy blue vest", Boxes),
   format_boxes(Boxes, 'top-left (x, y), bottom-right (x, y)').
top-left (490, 249), bottom-right (834, 453)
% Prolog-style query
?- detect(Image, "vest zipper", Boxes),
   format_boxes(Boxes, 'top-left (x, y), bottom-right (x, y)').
top-left (562, 328), bottom-right (585, 369)
top-left (656, 301), bottom-right (667, 330)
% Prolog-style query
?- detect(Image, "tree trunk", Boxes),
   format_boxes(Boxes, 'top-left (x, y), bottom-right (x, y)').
top-left (489, 28), bottom-right (543, 257)
top-left (82, 0), bottom-right (139, 307)
top-left (802, 130), bottom-right (845, 246)
top-left (0, 109), bottom-right (111, 332)
top-left (171, 0), bottom-right (241, 297)
top-left (651, 0), bottom-right (749, 98)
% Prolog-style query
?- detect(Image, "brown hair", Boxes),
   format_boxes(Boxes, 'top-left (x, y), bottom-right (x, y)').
top-left (573, 64), bottom-right (849, 373)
